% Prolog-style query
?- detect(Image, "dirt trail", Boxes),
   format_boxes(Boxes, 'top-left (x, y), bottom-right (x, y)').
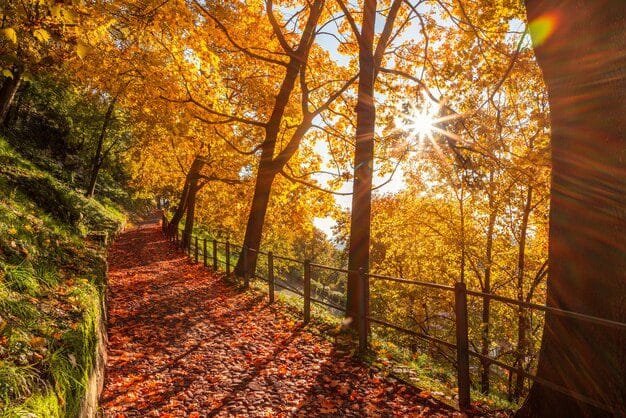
top-left (101, 221), bottom-right (458, 417)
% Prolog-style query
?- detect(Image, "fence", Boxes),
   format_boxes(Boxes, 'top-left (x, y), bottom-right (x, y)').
top-left (161, 214), bottom-right (626, 413)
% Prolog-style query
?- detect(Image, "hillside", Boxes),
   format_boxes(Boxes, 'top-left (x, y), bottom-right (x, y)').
top-left (0, 135), bottom-right (126, 417)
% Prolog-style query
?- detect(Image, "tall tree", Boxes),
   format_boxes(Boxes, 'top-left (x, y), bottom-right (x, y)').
top-left (519, 1), bottom-right (626, 416)
top-left (182, 1), bottom-right (354, 278)
top-left (337, 0), bottom-right (403, 324)
top-left (225, 0), bottom-right (325, 277)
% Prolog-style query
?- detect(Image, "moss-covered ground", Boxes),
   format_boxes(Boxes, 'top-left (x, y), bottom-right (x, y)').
top-left (0, 136), bottom-right (126, 417)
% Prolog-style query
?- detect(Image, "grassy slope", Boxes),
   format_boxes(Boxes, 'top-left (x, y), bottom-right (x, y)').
top-left (0, 136), bottom-right (126, 417)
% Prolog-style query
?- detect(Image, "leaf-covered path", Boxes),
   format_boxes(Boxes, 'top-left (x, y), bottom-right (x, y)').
top-left (101, 221), bottom-right (459, 417)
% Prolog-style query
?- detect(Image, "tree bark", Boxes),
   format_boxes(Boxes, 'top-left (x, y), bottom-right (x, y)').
top-left (182, 168), bottom-right (202, 248)
top-left (169, 156), bottom-right (204, 237)
top-left (233, 59), bottom-right (299, 278)
top-left (346, 0), bottom-right (377, 324)
top-left (519, 1), bottom-right (626, 416)
top-left (0, 65), bottom-right (23, 126)
top-left (169, 179), bottom-right (190, 236)
top-left (3, 81), bottom-right (24, 128)
top-left (513, 186), bottom-right (532, 401)
top-left (480, 180), bottom-right (497, 394)
top-left (234, 2), bottom-right (324, 278)
top-left (86, 96), bottom-right (117, 198)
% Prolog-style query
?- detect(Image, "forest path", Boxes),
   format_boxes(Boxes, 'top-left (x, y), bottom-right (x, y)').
top-left (100, 220), bottom-right (457, 417)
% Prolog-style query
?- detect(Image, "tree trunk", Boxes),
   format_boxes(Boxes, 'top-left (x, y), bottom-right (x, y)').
top-left (519, 1), bottom-right (626, 416)
top-left (3, 81), bottom-right (24, 128)
top-left (182, 169), bottom-right (202, 248)
top-left (169, 157), bottom-right (204, 236)
top-left (234, 2), bottom-right (325, 278)
top-left (480, 184), bottom-right (497, 394)
top-left (234, 160), bottom-right (277, 277)
top-left (346, 0), bottom-right (377, 324)
top-left (0, 65), bottom-right (23, 126)
top-left (513, 186), bottom-right (532, 401)
top-left (168, 180), bottom-right (190, 236)
top-left (233, 58), bottom-right (299, 278)
top-left (86, 97), bottom-right (117, 198)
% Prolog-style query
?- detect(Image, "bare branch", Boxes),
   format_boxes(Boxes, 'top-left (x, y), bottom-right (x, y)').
top-left (374, 0), bottom-right (403, 71)
top-left (279, 169), bottom-right (354, 195)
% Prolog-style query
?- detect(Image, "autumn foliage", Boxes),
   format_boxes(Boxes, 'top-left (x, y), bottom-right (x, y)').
top-left (2, 0), bottom-right (625, 416)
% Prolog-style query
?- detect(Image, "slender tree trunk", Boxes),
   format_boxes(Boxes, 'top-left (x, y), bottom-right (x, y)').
top-left (481, 185), bottom-right (497, 394)
top-left (346, 0), bottom-right (377, 324)
top-left (512, 186), bottom-right (532, 401)
top-left (519, 1), bottom-right (626, 416)
top-left (3, 82), bottom-right (24, 128)
top-left (86, 97), bottom-right (117, 198)
top-left (182, 183), bottom-right (199, 248)
top-left (169, 180), bottom-right (190, 236)
top-left (169, 157), bottom-right (204, 236)
top-left (0, 65), bottom-right (23, 126)
top-left (459, 182), bottom-right (466, 284)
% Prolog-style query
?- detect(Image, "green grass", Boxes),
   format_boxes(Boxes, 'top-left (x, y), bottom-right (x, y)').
top-left (0, 135), bottom-right (126, 417)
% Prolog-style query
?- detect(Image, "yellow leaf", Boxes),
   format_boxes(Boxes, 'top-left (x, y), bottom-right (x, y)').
top-left (50, 3), bottom-right (62, 19)
top-left (1, 28), bottom-right (17, 44)
top-left (33, 28), bottom-right (51, 43)
top-left (2, 69), bottom-right (13, 79)
top-left (77, 41), bottom-right (91, 59)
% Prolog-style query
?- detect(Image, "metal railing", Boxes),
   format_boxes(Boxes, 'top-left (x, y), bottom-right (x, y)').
top-left (160, 214), bottom-right (625, 413)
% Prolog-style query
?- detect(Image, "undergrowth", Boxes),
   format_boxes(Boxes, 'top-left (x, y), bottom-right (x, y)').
top-left (0, 136), bottom-right (126, 417)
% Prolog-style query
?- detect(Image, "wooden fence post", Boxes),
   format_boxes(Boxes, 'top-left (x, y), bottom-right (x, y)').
top-left (243, 246), bottom-right (250, 288)
top-left (226, 241), bottom-right (231, 275)
top-left (194, 236), bottom-right (199, 263)
top-left (268, 251), bottom-right (275, 303)
top-left (304, 260), bottom-right (311, 324)
top-left (358, 267), bottom-right (369, 353)
top-left (203, 238), bottom-right (207, 267)
top-left (213, 239), bottom-right (218, 271)
top-left (455, 282), bottom-right (471, 410)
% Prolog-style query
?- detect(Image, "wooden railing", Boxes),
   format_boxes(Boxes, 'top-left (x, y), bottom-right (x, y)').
top-left (161, 214), bottom-right (625, 413)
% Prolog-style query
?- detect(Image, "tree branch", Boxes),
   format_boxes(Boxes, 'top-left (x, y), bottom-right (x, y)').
top-left (192, 0), bottom-right (288, 67)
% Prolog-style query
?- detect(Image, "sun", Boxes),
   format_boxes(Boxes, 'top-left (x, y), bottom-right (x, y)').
top-left (394, 92), bottom-right (464, 148)
top-left (405, 107), bottom-right (438, 140)
top-left (394, 94), bottom-right (440, 144)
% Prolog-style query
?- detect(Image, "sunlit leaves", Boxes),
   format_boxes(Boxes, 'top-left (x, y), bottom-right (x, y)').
top-left (33, 29), bottom-right (51, 43)
top-left (76, 41), bottom-right (91, 59)
top-left (1, 28), bottom-right (18, 44)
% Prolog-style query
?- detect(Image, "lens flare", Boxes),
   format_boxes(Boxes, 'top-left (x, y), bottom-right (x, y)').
top-left (528, 12), bottom-right (559, 47)
top-left (395, 94), bottom-right (440, 144)
top-left (395, 93), bottom-right (463, 142)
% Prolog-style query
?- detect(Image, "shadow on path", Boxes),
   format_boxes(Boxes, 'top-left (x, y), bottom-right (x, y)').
top-left (101, 222), bottom-right (457, 417)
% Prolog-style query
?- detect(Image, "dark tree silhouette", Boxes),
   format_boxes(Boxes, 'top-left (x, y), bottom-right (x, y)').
top-left (519, 1), bottom-right (626, 416)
